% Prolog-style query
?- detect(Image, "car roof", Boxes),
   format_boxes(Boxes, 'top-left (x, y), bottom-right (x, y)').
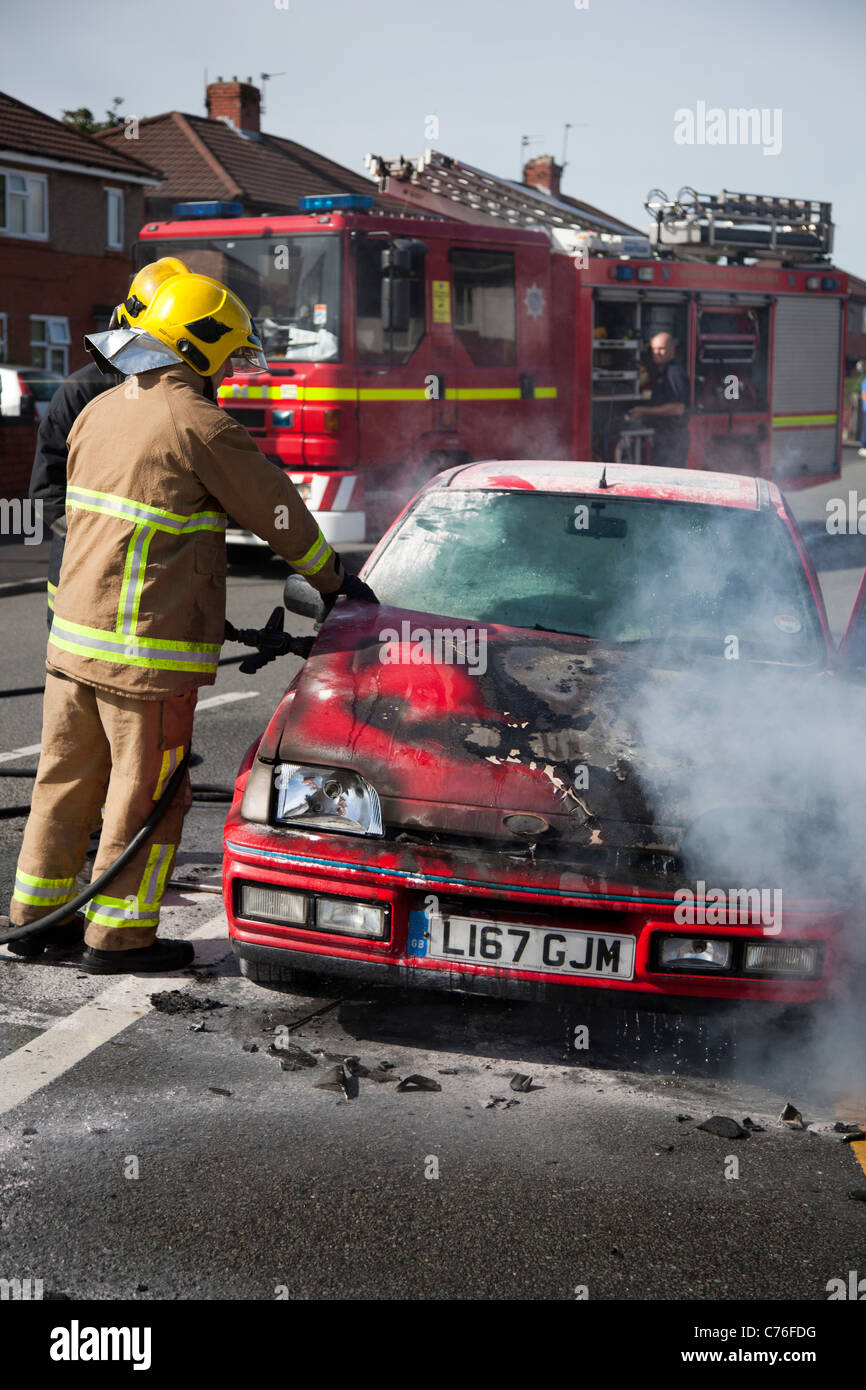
top-left (441, 460), bottom-right (770, 511)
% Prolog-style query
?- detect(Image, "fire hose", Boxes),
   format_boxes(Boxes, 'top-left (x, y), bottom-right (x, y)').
top-left (0, 608), bottom-right (312, 947)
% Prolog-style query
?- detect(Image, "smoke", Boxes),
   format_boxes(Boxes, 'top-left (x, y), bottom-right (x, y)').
top-left (620, 532), bottom-right (866, 1102)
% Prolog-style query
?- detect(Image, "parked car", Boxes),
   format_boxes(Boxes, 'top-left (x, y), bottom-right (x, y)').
top-left (223, 460), bottom-right (854, 1008)
top-left (0, 364), bottom-right (64, 420)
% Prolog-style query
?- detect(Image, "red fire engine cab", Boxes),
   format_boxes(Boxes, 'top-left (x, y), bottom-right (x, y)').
top-left (137, 153), bottom-right (847, 544)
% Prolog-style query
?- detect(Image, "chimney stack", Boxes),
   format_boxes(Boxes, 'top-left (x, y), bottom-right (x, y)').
top-left (206, 78), bottom-right (261, 133)
top-left (523, 154), bottom-right (563, 199)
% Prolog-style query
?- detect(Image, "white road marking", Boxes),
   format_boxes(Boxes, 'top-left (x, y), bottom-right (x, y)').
top-left (195, 691), bottom-right (259, 710)
top-left (0, 743), bottom-right (41, 765)
top-left (0, 913), bottom-right (228, 1117)
top-left (0, 693), bottom-right (258, 763)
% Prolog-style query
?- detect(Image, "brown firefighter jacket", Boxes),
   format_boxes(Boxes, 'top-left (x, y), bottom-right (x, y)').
top-left (47, 361), bottom-right (343, 699)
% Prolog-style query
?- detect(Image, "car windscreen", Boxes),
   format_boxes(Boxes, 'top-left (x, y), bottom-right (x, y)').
top-left (365, 490), bottom-right (824, 665)
top-left (138, 235), bottom-right (341, 361)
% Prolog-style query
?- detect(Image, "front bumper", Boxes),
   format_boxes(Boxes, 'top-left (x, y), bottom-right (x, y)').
top-left (223, 801), bottom-right (848, 1005)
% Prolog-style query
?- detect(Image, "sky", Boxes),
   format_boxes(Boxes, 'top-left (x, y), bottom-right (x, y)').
top-left (2, 0), bottom-right (863, 275)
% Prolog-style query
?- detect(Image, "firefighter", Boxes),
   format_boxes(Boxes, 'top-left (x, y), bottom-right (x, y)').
top-left (30, 258), bottom-right (191, 626)
top-left (627, 332), bottom-right (690, 469)
top-left (2, 272), bottom-right (374, 973)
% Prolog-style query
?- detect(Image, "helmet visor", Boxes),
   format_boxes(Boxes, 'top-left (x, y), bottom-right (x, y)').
top-left (229, 343), bottom-right (269, 374)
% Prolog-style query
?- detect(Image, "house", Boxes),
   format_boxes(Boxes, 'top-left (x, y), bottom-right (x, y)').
top-left (98, 79), bottom-right (404, 221)
top-left (0, 89), bottom-right (161, 375)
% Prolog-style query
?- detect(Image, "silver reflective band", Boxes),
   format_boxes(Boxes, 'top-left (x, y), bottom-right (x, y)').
top-left (85, 327), bottom-right (183, 377)
top-left (49, 614), bottom-right (220, 672)
top-left (66, 487), bottom-right (226, 535)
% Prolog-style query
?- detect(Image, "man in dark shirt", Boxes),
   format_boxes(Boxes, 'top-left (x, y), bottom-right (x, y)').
top-left (29, 257), bottom-right (190, 623)
top-left (627, 332), bottom-right (690, 469)
top-left (30, 362), bottom-right (117, 623)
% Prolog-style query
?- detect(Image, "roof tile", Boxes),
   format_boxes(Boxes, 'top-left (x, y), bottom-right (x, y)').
top-left (0, 88), bottom-right (161, 179)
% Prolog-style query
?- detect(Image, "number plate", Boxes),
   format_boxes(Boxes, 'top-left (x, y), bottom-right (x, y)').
top-left (425, 914), bottom-right (635, 980)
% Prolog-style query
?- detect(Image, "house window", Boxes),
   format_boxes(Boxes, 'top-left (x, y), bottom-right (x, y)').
top-left (0, 313), bottom-right (7, 364)
top-left (0, 170), bottom-right (48, 238)
top-left (106, 187), bottom-right (124, 250)
top-left (30, 316), bottom-right (69, 374)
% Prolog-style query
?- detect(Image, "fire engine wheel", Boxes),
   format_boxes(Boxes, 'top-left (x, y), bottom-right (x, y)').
top-left (238, 955), bottom-right (317, 991)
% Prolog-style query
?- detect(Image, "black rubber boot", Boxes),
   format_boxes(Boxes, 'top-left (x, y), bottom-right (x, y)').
top-left (79, 939), bottom-right (195, 975)
top-left (2, 913), bottom-right (86, 959)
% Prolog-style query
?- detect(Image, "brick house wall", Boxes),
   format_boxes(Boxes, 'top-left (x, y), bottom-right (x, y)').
top-left (0, 160), bottom-right (148, 372)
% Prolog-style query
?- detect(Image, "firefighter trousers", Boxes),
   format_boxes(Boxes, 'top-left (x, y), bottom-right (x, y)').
top-left (10, 671), bottom-right (196, 951)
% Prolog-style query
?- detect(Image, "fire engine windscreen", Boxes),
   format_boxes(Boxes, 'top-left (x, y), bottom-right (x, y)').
top-left (139, 236), bottom-right (341, 361)
top-left (365, 490), bottom-right (823, 666)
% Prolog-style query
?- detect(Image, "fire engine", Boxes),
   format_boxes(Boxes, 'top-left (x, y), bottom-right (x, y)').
top-left (137, 151), bottom-right (847, 544)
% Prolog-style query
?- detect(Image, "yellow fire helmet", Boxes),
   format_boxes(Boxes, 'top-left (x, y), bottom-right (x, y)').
top-left (113, 257), bottom-right (191, 328)
top-left (138, 272), bottom-right (268, 376)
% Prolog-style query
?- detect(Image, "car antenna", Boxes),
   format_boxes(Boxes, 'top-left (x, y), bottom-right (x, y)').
top-left (599, 465), bottom-right (611, 489)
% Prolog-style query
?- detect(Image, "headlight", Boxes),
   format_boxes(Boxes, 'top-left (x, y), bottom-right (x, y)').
top-left (315, 898), bottom-right (386, 937)
top-left (273, 763), bottom-right (383, 836)
top-left (743, 943), bottom-right (819, 976)
top-left (658, 936), bottom-right (733, 970)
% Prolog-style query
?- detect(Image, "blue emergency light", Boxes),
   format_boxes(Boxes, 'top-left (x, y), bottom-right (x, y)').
top-left (172, 201), bottom-right (243, 218)
top-left (298, 194), bottom-right (373, 212)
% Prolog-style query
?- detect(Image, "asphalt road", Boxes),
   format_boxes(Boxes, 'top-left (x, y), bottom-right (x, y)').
top-left (1, 511), bottom-right (865, 1313)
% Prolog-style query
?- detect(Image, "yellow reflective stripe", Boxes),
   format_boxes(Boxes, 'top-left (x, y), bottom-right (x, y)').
top-left (772, 413), bottom-right (837, 428)
top-left (51, 614), bottom-right (220, 654)
top-left (292, 527), bottom-right (332, 576)
top-left (12, 891), bottom-right (75, 907)
top-left (48, 631), bottom-right (218, 674)
top-left (69, 485), bottom-right (204, 525)
top-left (126, 526), bottom-right (154, 635)
top-left (84, 905), bottom-right (160, 930)
top-left (352, 389), bottom-right (428, 401)
top-left (15, 870), bottom-right (75, 888)
top-left (139, 843), bottom-right (174, 909)
top-left (221, 385), bottom-right (267, 400)
top-left (68, 486), bottom-right (226, 534)
top-left (12, 870), bottom-right (77, 909)
top-left (117, 522), bottom-right (150, 636)
top-left (49, 613), bottom-right (220, 673)
top-left (153, 747), bottom-right (183, 801)
top-left (219, 385), bottom-right (558, 403)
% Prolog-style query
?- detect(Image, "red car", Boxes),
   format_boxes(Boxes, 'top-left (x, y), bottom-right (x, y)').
top-left (223, 461), bottom-right (853, 1007)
